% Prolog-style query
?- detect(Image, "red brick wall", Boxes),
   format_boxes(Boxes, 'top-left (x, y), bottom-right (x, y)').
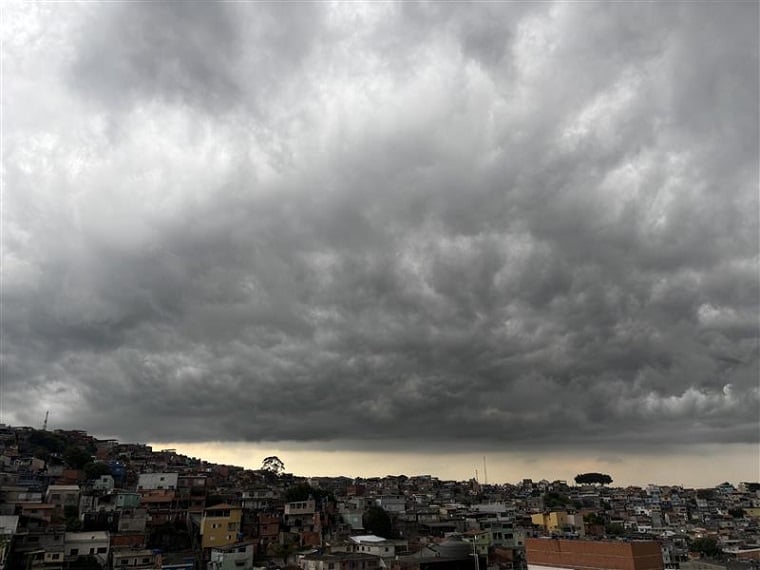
top-left (111, 533), bottom-right (146, 548)
top-left (301, 530), bottom-right (322, 547)
top-left (525, 538), bottom-right (663, 570)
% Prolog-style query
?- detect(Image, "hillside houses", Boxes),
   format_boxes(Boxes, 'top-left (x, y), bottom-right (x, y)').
top-left (0, 425), bottom-right (758, 569)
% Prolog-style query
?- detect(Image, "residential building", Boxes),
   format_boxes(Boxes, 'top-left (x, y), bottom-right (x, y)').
top-left (0, 515), bottom-right (18, 570)
top-left (91, 475), bottom-right (114, 492)
top-left (342, 534), bottom-right (407, 558)
top-left (45, 485), bottom-right (80, 516)
top-left (137, 472), bottom-right (178, 491)
top-left (208, 541), bottom-right (255, 570)
top-left (64, 531), bottom-right (109, 565)
top-left (112, 548), bottom-right (159, 568)
top-left (201, 504), bottom-right (243, 549)
top-left (375, 496), bottom-right (406, 514)
top-left (300, 552), bottom-right (381, 570)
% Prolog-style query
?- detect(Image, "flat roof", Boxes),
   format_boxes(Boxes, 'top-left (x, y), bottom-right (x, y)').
top-left (350, 535), bottom-right (388, 543)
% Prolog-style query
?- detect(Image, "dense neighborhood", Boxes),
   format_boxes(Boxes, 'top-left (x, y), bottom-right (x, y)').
top-left (0, 425), bottom-right (758, 570)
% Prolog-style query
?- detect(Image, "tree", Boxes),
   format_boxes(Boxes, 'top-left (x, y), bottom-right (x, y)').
top-left (285, 483), bottom-right (335, 504)
top-left (690, 537), bottom-right (721, 557)
top-left (543, 492), bottom-right (573, 509)
top-left (584, 512), bottom-right (606, 526)
top-left (28, 430), bottom-right (67, 460)
top-left (269, 540), bottom-right (297, 564)
top-left (696, 488), bottom-right (715, 500)
top-left (574, 473), bottom-right (613, 486)
top-left (363, 506), bottom-right (395, 538)
top-left (261, 456), bottom-right (285, 475)
top-left (64, 505), bottom-right (82, 531)
top-left (63, 446), bottom-right (92, 470)
top-left (605, 523), bottom-right (625, 536)
top-left (83, 462), bottom-right (111, 480)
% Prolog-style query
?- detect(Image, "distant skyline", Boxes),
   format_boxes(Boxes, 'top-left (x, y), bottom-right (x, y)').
top-left (3, 2), bottom-right (758, 486)
top-left (144, 440), bottom-right (758, 489)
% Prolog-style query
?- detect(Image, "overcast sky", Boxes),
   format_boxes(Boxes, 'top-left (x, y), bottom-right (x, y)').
top-left (2, 1), bottom-right (758, 486)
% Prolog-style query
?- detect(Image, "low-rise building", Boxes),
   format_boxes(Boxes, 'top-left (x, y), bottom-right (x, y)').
top-left (64, 531), bottom-right (109, 566)
top-left (112, 548), bottom-right (159, 568)
top-left (341, 535), bottom-right (407, 558)
top-left (300, 552), bottom-right (381, 570)
top-left (0, 515), bottom-right (18, 570)
top-left (208, 541), bottom-right (255, 570)
top-left (137, 472), bottom-right (178, 491)
top-left (45, 486), bottom-right (80, 516)
top-left (201, 504), bottom-right (243, 549)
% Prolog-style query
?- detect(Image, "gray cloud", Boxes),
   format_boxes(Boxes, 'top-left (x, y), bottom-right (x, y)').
top-left (3, 2), bottom-right (758, 454)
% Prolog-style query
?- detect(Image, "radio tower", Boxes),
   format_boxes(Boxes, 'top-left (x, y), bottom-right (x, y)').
top-left (42, 411), bottom-right (49, 431)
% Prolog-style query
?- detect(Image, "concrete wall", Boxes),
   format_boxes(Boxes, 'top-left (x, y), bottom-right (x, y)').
top-left (526, 538), bottom-right (664, 570)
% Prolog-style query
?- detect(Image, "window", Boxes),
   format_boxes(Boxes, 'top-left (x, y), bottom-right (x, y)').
top-left (97, 547), bottom-right (107, 553)
top-left (70, 549), bottom-right (79, 556)
top-left (120, 560), bottom-right (129, 565)
top-left (52, 554), bottom-right (60, 560)
top-left (142, 558), bottom-right (151, 564)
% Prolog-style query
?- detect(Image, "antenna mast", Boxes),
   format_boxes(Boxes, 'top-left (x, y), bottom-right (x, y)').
top-left (43, 411), bottom-right (49, 431)
top-left (483, 456), bottom-right (488, 485)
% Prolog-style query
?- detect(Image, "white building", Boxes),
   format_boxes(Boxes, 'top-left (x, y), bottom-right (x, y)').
top-left (92, 475), bottom-right (114, 492)
top-left (65, 531), bottom-right (109, 565)
top-left (112, 548), bottom-right (158, 568)
top-left (137, 472), bottom-right (178, 491)
top-left (285, 499), bottom-right (316, 515)
top-left (375, 496), bottom-right (405, 513)
top-left (344, 535), bottom-right (407, 558)
top-left (208, 542), bottom-right (255, 570)
top-left (46, 485), bottom-right (80, 511)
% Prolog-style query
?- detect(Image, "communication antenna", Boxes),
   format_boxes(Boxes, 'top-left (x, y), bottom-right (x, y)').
top-left (483, 456), bottom-right (488, 485)
top-left (42, 410), bottom-right (49, 431)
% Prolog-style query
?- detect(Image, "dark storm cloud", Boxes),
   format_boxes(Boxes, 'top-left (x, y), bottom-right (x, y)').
top-left (3, 2), bottom-right (758, 451)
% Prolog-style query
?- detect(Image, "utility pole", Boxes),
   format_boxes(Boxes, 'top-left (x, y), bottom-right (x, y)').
top-left (471, 534), bottom-right (480, 570)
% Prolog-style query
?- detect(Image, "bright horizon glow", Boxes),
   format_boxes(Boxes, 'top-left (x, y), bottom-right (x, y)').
top-left (147, 441), bottom-right (760, 488)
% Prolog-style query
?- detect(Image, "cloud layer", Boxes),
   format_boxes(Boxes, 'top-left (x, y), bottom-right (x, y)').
top-left (3, 2), bottom-right (758, 452)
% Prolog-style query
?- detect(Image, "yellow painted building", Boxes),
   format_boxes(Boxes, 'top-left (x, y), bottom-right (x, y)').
top-left (531, 511), bottom-right (569, 533)
top-left (201, 503), bottom-right (243, 549)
